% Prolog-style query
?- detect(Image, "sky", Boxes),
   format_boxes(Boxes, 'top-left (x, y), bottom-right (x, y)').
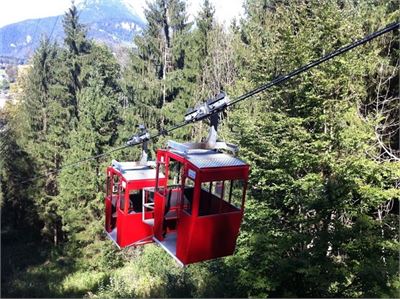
top-left (0, 0), bottom-right (245, 28)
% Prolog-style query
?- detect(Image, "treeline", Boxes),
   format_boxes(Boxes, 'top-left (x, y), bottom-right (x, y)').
top-left (1, 0), bottom-right (399, 298)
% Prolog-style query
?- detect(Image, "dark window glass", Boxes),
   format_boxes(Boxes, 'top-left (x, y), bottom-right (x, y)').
top-left (128, 190), bottom-right (143, 213)
top-left (229, 180), bottom-right (244, 209)
top-left (183, 178), bottom-right (195, 215)
top-left (119, 186), bottom-right (126, 212)
top-left (198, 180), bottom-right (243, 216)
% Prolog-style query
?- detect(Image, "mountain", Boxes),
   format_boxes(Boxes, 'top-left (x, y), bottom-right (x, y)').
top-left (0, 0), bottom-right (146, 62)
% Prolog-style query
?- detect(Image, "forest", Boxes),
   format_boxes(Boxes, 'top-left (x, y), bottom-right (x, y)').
top-left (1, 0), bottom-right (399, 297)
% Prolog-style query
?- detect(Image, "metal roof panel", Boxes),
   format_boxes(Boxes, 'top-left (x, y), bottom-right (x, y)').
top-left (185, 150), bottom-right (247, 169)
top-left (112, 161), bottom-right (164, 181)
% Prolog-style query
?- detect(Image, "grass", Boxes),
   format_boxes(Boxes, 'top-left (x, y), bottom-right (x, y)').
top-left (2, 225), bottom-right (118, 298)
top-left (1, 225), bottom-right (216, 298)
top-left (1, 226), bottom-right (87, 298)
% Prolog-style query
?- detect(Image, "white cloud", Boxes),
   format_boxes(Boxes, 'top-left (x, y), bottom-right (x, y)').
top-left (188, 0), bottom-right (244, 25)
top-left (122, 0), bottom-right (146, 21)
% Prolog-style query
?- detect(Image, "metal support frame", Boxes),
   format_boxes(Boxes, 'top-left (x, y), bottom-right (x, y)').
top-left (126, 125), bottom-right (151, 165)
top-left (170, 92), bottom-right (238, 155)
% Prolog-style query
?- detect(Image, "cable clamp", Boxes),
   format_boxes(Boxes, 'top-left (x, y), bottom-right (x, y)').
top-left (126, 125), bottom-right (150, 146)
top-left (184, 92), bottom-right (230, 123)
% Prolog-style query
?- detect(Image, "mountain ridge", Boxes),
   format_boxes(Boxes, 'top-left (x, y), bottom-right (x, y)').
top-left (0, 0), bottom-right (146, 61)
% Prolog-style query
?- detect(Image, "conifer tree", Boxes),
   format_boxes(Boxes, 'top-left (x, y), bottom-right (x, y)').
top-left (0, 107), bottom-right (36, 228)
top-left (197, 0), bottom-right (214, 57)
top-left (57, 44), bottom-right (121, 249)
top-left (18, 38), bottom-right (70, 243)
top-left (191, 0), bottom-right (215, 92)
top-left (62, 2), bottom-right (91, 121)
top-left (225, 0), bottom-right (400, 297)
top-left (123, 0), bottom-right (190, 134)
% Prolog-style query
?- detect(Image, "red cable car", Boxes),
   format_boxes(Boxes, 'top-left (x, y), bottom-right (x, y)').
top-left (105, 134), bottom-right (249, 265)
top-left (105, 93), bottom-right (250, 264)
top-left (104, 159), bottom-right (166, 248)
top-left (150, 139), bottom-right (249, 265)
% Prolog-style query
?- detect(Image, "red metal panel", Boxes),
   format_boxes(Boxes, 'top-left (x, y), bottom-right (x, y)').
top-left (116, 208), bottom-right (124, 245)
top-left (154, 192), bottom-right (166, 240)
top-left (198, 166), bottom-right (249, 183)
top-left (124, 184), bottom-right (129, 214)
top-left (126, 177), bottom-right (166, 189)
top-left (185, 211), bottom-right (243, 264)
top-left (117, 211), bottom-right (154, 248)
top-left (176, 211), bottom-right (192, 263)
top-left (105, 196), bottom-right (112, 232)
top-left (191, 170), bottom-right (201, 219)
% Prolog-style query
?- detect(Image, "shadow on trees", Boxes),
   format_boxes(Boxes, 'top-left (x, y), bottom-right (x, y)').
top-left (0, 148), bottom-right (78, 297)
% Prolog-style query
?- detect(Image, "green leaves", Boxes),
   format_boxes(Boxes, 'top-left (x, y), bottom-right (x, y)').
top-left (2, 0), bottom-right (399, 298)
top-left (227, 0), bottom-right (400, 297)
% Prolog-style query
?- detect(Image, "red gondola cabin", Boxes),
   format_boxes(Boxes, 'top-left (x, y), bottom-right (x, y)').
top-left (149, 140), bottom-right (249, 265)
top-left (105, 139), bottom-right (249, 265)
top-left (105, 160), bottom-right (166, 248)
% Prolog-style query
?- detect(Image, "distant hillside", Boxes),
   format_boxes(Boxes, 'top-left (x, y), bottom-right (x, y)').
top-left (0, 0), bottom-right (145, 61)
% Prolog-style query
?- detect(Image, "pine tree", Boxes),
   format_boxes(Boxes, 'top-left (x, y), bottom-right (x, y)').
top-left (121, 0), bottom-right (194, 156)
top-left (57, 44), bottom-right (122, 251)
top-left (190, 0), bottom-right (215, 93)
top-left (17, 38), bottom-right (70, 244)
top-left (62, 2), bottom-right (91, 121)
top-left (225, 0), bottom-right (400, 297)
top-left (0, 107), bottom-right (36, 229)
top-left (197, 0), bottom-right (214, 57)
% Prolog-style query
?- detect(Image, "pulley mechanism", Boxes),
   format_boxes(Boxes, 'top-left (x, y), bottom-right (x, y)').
top-left (184, 92), bottom-right (230, 126)
top-left (126, 125), bottom-right (151, 164)
top-left (169, 92), bottom-right (238, 155)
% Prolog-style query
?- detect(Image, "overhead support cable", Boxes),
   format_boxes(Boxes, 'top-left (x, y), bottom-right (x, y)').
top-left (18, 22), bottom-right (399, 184)
top-left (228, 22), bottom-right (400, 107)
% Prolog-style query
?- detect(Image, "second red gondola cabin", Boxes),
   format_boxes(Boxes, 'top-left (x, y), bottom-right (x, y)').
top-left (145, 140), bottom-right (249, 265)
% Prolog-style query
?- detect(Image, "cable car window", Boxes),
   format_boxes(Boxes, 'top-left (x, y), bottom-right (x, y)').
top-left (199, 180), bottom-right (242, 216)
top-left (199, 181), bottom-right (220, 216)
top-left (112, 175), bottom-right (119, 194)
top-left (119, 186), bottom-right (126, 212)
top-left (183, 178), bottom-right (194, 215)
top-left (110, 175), bottom-right (119, 207)
top-left (129, 190), bottom-right (143, 213)
top-left (143, 188), bottom-right (155, 212)
top-left (212, 181), bottom-right (224, 199)
top-left (156, 162), bottom-right (166, 194)
top-left (229, 180), bottom-right (244, 209)
top-left (168, 159), bottom-right (183, 185)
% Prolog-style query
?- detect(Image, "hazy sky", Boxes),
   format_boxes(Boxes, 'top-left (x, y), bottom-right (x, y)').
top-left (0, 0), bottom-right (245, 28)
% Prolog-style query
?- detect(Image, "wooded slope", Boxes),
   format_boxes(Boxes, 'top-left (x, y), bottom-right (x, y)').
top-left (1, 0), bottom-right (399, 297)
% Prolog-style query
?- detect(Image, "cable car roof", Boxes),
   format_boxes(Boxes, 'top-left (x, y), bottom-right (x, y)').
top-left (111, 160), bottom-right (164, 182)
top-left (175, 149), bottom-right (247, 169)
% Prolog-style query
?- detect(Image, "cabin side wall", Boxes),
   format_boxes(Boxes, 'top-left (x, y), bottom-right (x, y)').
top-left (176, 166), bottom-right (249, 264)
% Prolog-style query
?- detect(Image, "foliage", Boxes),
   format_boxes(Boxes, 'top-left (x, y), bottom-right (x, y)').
top-left (224, 0), bottom-right (400, 297)
top-left (1, 0), bottom-right (399, 298)
top-left (57, 43), bottom-right (121, 246)
top-left (0, 104), bottom-right (37, 227)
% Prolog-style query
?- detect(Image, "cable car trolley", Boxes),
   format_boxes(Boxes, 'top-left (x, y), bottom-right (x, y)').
top-left (104, 92), bottom-right (250, 265)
